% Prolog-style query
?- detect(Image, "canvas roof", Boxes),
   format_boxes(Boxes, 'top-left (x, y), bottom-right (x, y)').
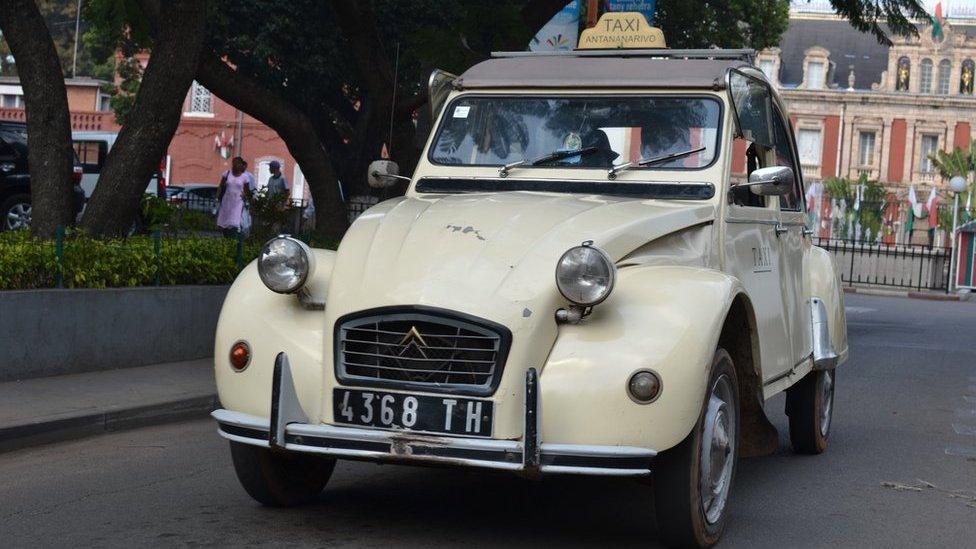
top-left (456, 54), bottom-right (752, 90)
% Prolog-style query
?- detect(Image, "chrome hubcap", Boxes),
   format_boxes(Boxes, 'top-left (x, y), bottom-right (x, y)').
top-left (699, 374), bottom-right (737, 525)
top-left (819, 370), bottom-right (834, 437)
top-left (5, 202), bottom-right (31, 230)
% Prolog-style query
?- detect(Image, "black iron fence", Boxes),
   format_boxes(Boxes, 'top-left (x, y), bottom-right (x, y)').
top-left (813, 238), bottom-right (952, 292)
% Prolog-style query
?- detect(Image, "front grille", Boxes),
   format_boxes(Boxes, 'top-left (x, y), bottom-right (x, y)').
top-left (335, 308), bottom-right (510, 396)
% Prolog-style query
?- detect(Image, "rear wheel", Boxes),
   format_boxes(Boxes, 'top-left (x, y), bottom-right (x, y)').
top-left (1, 193), bottom-right (31, 231)
top-left (786, 369), bottom-right (835, 454)
top-left (229, 441), bottom-right (336, 506)
top-left (654, 349), bottom-right (739, 548)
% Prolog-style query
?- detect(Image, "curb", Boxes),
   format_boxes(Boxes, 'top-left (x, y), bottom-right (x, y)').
top-left (0, 394), bottom-right (218, 454)
top-left (842, 286), bottom-right (971, 301)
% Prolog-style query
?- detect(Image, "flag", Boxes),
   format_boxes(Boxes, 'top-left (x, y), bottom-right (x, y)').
top-left (925, 186), bottom-right (939, 220)
top-left (932, 2), bottom-right (945, 41)
top-left (529, 1), bottom-right (580, 52)
top-left (905, 186), bottom-right (917, 235)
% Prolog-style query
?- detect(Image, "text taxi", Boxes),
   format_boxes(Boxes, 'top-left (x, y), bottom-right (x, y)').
top-left (211, 12), bottom-right (848, 548)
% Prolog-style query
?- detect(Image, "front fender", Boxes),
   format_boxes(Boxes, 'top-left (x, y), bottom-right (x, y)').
top-left (540, 265), bottom-right (744, 452)
top-left (214, 249), bottom-right (335, 420)
top-left (808, 245), bottom-right (848, 364)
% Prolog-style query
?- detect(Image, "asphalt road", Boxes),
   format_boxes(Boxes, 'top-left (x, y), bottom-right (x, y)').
top-left (1, 293), bottom-right (975, 548)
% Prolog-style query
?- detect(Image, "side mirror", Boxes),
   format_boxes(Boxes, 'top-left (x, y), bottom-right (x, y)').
top-left (744, 166), bottom-right (794, 196)
top-left (368, 160), bottom-right (410, 189)
top-left (428, 69), bottom-right (458, 120)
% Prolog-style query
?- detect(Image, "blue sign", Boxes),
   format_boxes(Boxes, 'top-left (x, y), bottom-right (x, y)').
top-left (606, 0), bottom-right (657, 24)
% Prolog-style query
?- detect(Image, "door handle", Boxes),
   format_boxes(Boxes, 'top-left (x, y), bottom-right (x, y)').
top-left (802, 227), bottom-right (814, 237)
top-left (774, 224), bottom-right (789, 237)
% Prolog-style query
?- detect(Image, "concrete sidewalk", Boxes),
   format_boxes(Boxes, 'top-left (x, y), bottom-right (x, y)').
top-left (0, 359), bottom-right (216, 453)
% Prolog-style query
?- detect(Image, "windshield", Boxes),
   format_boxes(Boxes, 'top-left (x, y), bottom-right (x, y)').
top-left (430, 96), bottom-right (721, 170)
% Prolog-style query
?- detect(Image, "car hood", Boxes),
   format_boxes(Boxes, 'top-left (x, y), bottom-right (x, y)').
top-left (324, 191), bottom-right (714, 324)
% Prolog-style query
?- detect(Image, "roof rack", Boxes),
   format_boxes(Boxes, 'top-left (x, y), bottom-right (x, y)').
top-left (491, 48), bottom-right (755, 62)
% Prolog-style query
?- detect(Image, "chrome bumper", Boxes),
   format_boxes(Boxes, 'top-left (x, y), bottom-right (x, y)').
top-left (213, 353), bottom-right (656, 477)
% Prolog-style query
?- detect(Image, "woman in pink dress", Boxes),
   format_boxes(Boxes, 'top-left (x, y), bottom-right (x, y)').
top-left (216, 157), bottom-right (254, 238)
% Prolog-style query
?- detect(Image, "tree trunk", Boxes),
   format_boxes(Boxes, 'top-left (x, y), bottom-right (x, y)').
top-left (80, 0), bottom-right (208, 237)
top-left (194, 54), bottom-right (349, 243)
top-left (0, 0), bottom-right (75, 237)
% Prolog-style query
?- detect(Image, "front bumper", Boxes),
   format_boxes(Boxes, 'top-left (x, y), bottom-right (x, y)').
top-left (213, 353), bottom-right (656, 477)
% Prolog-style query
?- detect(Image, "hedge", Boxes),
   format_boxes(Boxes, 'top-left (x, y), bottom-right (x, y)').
top-left (0, 230), bottom-right (265, 290)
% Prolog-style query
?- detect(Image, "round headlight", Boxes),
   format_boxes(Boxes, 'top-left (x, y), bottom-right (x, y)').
top-left (258, 236), bottom-right (311, 293)
top-left (555, 243), bottom-right (616, 307)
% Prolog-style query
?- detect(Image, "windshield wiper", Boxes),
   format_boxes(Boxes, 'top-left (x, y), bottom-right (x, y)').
top-left (607, 146), bottom-right (707, 180)
top-left (498, 146), bottom-right (599, 177)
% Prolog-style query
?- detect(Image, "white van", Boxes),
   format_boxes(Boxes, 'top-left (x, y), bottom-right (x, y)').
top-left (72, 131), bottom-right (160, 197)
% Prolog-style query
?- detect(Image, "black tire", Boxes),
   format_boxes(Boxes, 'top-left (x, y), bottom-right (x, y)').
top-left (786, 369), bottom-right (835, 454)
top-left (1, 193), bottom-right (31, 232)
top-left (229, 441), bottom-right (336, 506)
top-left (654, 349), bottom-right (740, 548)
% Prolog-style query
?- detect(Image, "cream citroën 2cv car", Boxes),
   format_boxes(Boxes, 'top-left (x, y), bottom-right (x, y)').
top-left (211, 12), bottom-right (848, 548)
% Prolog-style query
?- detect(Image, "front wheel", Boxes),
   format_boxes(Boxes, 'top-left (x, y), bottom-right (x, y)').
top-left (1, 193), bottom-right (31, 232)
top-left (653, 349), bottom-right (740, 548)
top-left (786, 369), bottom-right (835, 454)
top-left (229, 441), bottom-right (336, 506)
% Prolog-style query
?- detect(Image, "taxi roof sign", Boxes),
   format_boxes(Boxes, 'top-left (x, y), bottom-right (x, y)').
top-left (577, 12), bottom-right (666, 50)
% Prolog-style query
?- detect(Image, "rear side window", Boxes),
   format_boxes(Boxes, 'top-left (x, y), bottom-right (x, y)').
top-left (73, 140), bottom-right (107, 173)
top-left (0, 129), bottom-right (26, 157)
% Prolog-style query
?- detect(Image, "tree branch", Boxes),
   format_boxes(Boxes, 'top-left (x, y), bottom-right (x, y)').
top-left (194, 53), bottom-right (348, 240)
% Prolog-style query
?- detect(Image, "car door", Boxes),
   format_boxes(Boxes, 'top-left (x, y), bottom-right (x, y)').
top-left (724, 69), bottom-right (796, 384)
top-left (770, 107), bottom-right (813, 368)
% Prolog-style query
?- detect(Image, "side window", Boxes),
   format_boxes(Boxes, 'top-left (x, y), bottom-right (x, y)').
top-left (728, 70), bottom-right (777, 208)
top-left (0, 138), bottom-right (14, 158)
top-left (72, 140), bottom-right (107, 173)
top-left (772, 112), bottom-right (803, 211)
top-left (730, 136), bottom-right (765, 207)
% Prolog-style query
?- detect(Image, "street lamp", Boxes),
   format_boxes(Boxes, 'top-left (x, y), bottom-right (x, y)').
top-left (948, 175), bottom-right (968, 292)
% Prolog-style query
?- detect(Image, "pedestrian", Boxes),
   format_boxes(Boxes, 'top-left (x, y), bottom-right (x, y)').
top-left (216, 156), bottom-right (254, 239)
top-left (266, 160), bottom-right (290, 204)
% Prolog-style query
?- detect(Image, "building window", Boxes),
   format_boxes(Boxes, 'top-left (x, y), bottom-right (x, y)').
top-left (97, 93), bottom-right (112, 112)
top-left (187, 81), bottom-right (212, 114)
top-left (806, 61), bottom-right (825, 89)
top-left (937, 59), bottom-right (951, 94)
top-left (962, 59), bottom-right (975, 94)
top-left (797, 129), bottom-right (822, 166)
top-left (920, 59), bottom-right (933, 93)
top-left (1, 94), bottom-right (22, 109)
top-left (858, 131), bottom-right (876, 166)
top-left (759, 59), bottom-right (776, 81)
top-left (919, 134), bottom-right (939, 173)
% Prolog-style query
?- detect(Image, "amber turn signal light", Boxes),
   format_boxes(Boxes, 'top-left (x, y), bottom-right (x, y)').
top-left (229, 341), bottom-right (251, 371)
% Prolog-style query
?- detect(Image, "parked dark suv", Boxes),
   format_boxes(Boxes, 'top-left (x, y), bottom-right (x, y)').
top-left (0, 121), bottom-right (85, 231)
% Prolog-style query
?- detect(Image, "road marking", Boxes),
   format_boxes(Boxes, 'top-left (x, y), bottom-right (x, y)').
top-left (945, 444), bottom-right (976, 458)
top-left (952, 423), bottom-right (976, 436)
top-left (845, 306), bottom-right (876, 314)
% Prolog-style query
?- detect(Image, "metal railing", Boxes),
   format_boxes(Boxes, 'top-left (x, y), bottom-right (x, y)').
top-left (813, 237), bottom-right (952, 291)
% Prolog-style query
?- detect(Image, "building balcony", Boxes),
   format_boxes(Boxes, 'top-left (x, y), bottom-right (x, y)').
top-left (850, 166), bottom-right (880, 180)
top-left (0, 107), bottom-right (118, 132)
top-left (913, 171), bottom-right (940, 185)
top-left (801, 164), bottom-right (821, 180)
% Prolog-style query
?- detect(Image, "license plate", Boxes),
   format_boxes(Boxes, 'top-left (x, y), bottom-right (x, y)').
top-left (333, 388), bottom-right (494, 437)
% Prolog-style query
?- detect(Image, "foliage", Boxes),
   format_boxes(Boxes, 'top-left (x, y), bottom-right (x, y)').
top-left (104, 56), bottom-right (141, 125)
top-left (0, 229), bottom-right (265, 290)
top-left (0, 0), bottom-right (118, 78)
top-left (655, 0), bottom-right (791, 50)
top-left (138, 194), bottom-right (219, 235)
top-left (246, 188), bottom-right (291, 241)
top-left (823, 175), bottom-right (888, 240)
